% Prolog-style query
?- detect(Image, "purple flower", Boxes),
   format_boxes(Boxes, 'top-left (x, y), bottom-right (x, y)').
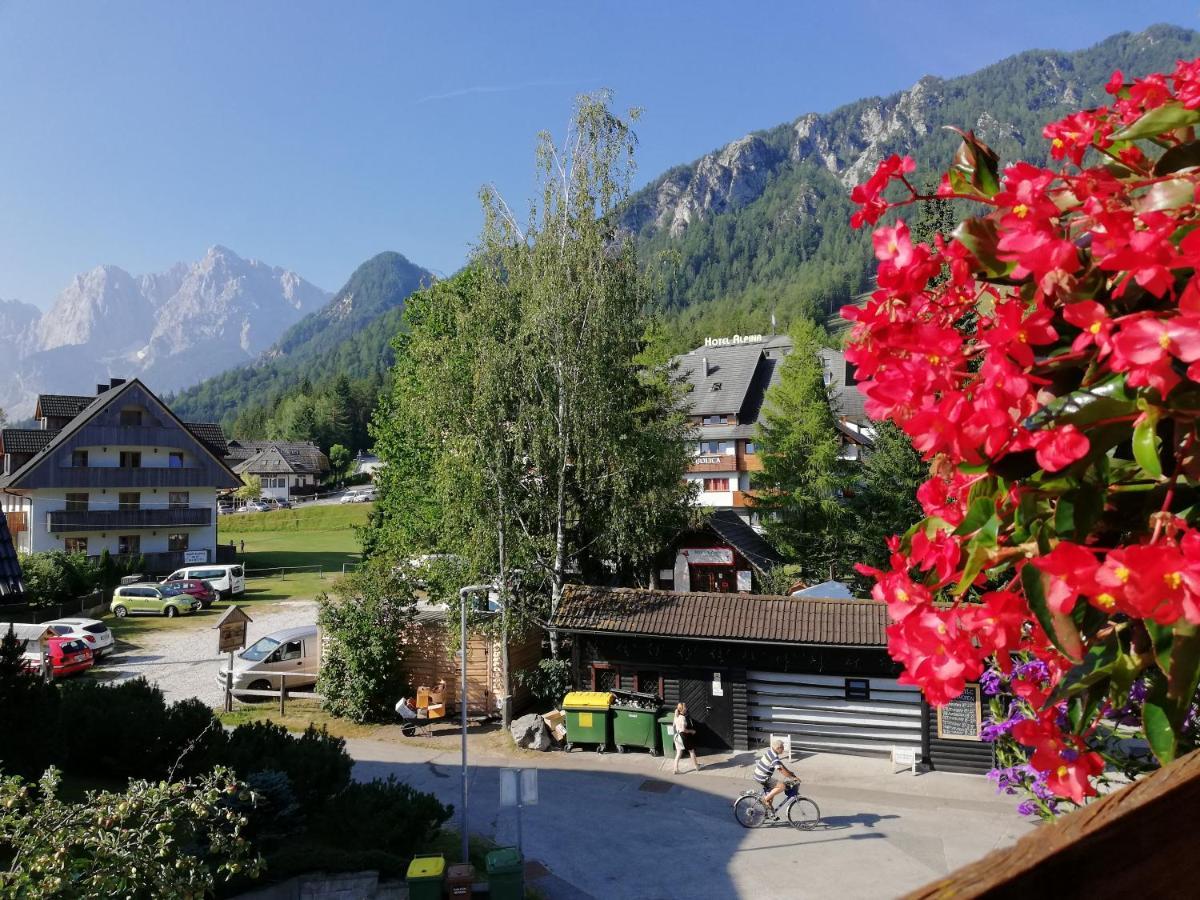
top-left (1129, 678), bottom-right (1148, 703)
top-left (980, 668), bottom-right (1004, 697)
top-left (1016, 800), bottom-right (1038, 817)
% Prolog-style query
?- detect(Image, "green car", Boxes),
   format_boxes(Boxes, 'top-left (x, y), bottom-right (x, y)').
top-left (110, 583), bottom-right (202, 618)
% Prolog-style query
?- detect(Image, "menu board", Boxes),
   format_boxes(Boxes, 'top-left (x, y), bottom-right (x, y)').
top-left (936, 683), bottom-right (982, 741)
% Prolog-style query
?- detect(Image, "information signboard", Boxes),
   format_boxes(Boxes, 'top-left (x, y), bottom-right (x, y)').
top-left (936, 683), bottom-right (982, 741)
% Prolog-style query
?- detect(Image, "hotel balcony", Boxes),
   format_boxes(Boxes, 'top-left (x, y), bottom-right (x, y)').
top-left (47, 507), bottom-right (212, 533)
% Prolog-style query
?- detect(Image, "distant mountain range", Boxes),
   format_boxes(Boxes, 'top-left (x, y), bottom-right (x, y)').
top-left (627, 23), bottom-right (1200, 344)
top-left (0, 246), bottom-right (330, 417)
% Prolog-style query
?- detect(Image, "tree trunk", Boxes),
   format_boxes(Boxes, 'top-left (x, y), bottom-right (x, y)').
top-left (548, 378), bottom-right (568, 658)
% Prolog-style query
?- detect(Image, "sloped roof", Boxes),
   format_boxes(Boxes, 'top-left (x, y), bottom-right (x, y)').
top-left (185, 423), bottom-right (229, 458)
top-left (232, 441), bottom-right (329, 476)
top-left (674, 343), bottom-right (768, 418)
top-left (0, 429), bottom-right (55, 455)
top-left (550, 585), bottom-right (888, 647)
top-left (705, 509), bottom-right (785, 573)
top-left (0, 513), bottom-right (25, 603)
top-left (35, 394), bottom-right (95, 420)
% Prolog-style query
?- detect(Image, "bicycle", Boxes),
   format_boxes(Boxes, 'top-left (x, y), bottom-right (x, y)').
top-left (733, 779), bottom-right (821, 829)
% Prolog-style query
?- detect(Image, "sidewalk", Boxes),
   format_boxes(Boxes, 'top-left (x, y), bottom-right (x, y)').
top-left (346, 734), bottom-right (1031, 900)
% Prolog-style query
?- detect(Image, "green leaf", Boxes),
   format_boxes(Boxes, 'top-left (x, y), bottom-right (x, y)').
top-left (1066, 684), bottom-right (1108, 732)
top-left (945, 127), bottom-right (1002, 198)
top-left (1020, 562), bottom-right (1084, 662)
top-left (1049, 640), bottom-right (1119, 707)
top-left (1166, 623), bottom-right (1200, 714)
top-left (1142, 692), bottom-right (1177, 764)
top-left (1153, 140), bottom-right (1200, 175)
top-left (1054, 489), bottom-right (1103, 540)
top-left (1132, 414), bottom-right (1163, 479)
top-left (953, 517), bottom-right (1000, 595)
top-left (1033, 375), bottom-right (1134, 430)
top-left (1146, 620), bottom-right (1176, 672)
top-left (954, 497), bottom-right (997, 536)
top-left (1137, 177), bottom-right (1198, 213)
top-left (952, 217), bottom-right (1009, 276)
top-left (1111, 102), bottom-right (1200, 141)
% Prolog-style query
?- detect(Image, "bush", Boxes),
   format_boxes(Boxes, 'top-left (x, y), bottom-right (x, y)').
top-left (515, 658), bottom-right (573, 707)
top-left (0, 626), bottom-right (59, 778)
top-left (213, 721), bottom-right (352, 811)
top-left (58, 678), bottom-right (176, 778)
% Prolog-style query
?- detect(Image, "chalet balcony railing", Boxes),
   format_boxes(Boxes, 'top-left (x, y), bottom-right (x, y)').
top-left (48, 507), bottom-right (211, 533)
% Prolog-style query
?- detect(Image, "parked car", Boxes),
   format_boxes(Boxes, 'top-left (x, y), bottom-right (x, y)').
top-left (339, 488), bottom-right (375, 504)
top-left (261, 497), bottom-right (292, 510)
top-left (216, 625), bottom-right (321, 696)
top-left (21, 636), bottom-right (95, 679)
top-left (163, 564), bottom-right (246, 600)
top-left (110, 584), bottom-right (202, 618)
top-left (242, 500), bottom-right (269, 513)
top-left (45, 618), bottom-right (115, 659)
top-left (160, 578), bottom-right (217, 609)
top-left (218, 503), bottom-right (237, 515)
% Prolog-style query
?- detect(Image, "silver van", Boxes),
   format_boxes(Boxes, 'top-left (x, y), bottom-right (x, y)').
top-left (164, 564), bottom-right (245, 600)
top-left (216, 624), bottom-right (321, 695)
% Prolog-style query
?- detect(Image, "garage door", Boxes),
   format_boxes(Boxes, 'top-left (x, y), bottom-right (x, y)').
top-left (747, 671), bottom-right (922, 757)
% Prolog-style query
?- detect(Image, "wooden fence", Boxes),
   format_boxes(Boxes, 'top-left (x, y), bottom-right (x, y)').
top-left (0, 591), bottom-right (107, 624)
top-left (906, 748), bottom-right (1200, 898)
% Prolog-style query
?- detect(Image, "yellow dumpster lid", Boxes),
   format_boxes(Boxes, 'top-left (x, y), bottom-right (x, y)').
top-left (407, 855), bottom-right (445, 879)
top-left (563, 691), bottom-right (612, 708)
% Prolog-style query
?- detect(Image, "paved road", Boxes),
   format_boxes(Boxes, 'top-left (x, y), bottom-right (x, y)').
top-left (349, 737), bottom-right (1032, 900)
top-left (97, 600), bottom-right (319, 705)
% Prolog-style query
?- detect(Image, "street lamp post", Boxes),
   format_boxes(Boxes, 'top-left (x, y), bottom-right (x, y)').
top-left (457, 583), bottom-right (491, 865)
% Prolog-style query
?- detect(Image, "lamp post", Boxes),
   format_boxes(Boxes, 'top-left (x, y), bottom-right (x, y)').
top-left (457, 583), bottom-right (492, 865)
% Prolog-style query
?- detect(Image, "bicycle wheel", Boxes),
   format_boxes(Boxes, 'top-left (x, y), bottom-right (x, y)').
top-left (733, 794), bottom-right (767, 829)
top-left (787, 797), bottom-right (821, 830)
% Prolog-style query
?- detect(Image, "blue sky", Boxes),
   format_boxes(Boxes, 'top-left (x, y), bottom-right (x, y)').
top-left (1, 1), bottom-right (1197, 306)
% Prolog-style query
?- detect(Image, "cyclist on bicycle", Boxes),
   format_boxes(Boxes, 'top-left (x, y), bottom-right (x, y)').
top-left (753, 739), bottom-right (797, 818)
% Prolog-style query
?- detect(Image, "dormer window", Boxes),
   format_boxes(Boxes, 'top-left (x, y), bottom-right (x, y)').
top-left (120, 408), bottom-right (143, 427)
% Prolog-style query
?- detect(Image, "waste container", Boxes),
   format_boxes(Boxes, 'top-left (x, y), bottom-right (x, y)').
top-left (405, 855), bottom-right (445, 900)
top-left (659, 714), bottom-right (677, 756)
top-left (446, 862), bottom-right (475, 898)
top-left (611, 689), bottom-right (662, 755)
top-left (486, 847), bottom-right (524, 900)
top-left (562, 691), bottom-right (613, 752)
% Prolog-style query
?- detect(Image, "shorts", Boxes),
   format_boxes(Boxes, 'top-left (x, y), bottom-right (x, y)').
top-left (755, 776), bottom-right (776, 792)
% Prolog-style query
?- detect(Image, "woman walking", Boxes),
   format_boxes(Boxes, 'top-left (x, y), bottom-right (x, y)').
top-left (672, 702), bottom-right (701, 774)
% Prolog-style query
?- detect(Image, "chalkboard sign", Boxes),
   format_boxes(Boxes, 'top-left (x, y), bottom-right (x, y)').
top-left (937, 683), bottom-right (982, 741)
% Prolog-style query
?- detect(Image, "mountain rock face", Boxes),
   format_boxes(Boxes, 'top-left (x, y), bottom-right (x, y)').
top-left (623, 24), bottom-right (1200, 337)
top-left (0, 246), bottom-right (329, 417)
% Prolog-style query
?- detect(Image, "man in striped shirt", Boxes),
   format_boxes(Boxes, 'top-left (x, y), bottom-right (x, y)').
top-left (753, 739), bottom-right (798, 817)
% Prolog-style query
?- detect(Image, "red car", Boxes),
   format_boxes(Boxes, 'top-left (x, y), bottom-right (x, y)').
top-left (22, 636), bottom-right (95, 679)
top-left (160, 578), bottom-right (217, 609)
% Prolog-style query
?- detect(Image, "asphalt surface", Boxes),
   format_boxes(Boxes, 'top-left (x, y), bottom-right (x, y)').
top-left (97, 600), bottom-right (319, 705)
top-left (350, 737), bottom-right (1033, 900)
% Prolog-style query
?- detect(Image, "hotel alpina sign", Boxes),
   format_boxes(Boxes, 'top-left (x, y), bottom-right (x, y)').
top-left (703, 334), bottom-right (764, 348)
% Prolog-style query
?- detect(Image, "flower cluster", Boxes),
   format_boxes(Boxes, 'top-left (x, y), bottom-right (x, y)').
top-left (846, 60), bottom-right (1200, 810)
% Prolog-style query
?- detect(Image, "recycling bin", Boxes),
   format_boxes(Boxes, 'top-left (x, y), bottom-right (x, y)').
top-left (446, 862), bottom-right (475, 898)
top-left (485, 847), bottom-right (524, 900)
top-left (405, 854), bottom-right (445, 900)
top-left (562, 691), bottom-right (613, 752)
top-left (611, 689), bottom-right (662, 755)
top-left (659, 715), bottom-right (677, 755)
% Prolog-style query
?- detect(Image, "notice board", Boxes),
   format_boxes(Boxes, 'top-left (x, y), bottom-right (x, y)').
top-left (936, 683), bottom-right (982, 741)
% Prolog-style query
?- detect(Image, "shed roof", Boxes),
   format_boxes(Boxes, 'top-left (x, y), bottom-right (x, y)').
top-left (704, 509), bottom-right (785, 573)
top-left (550, 585), bottom-right (888, 647)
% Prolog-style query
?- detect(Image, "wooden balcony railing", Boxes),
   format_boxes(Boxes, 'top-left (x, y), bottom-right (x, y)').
top-left (48, 507), bottom-right (212, 533)
top-left (687, 456), bottom-right (738, 473)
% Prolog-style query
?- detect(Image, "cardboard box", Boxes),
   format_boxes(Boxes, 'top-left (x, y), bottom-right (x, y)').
top-left (543, 710), bottom-right (566, 742)
top-left (426, 702), bottom-right (446, 720)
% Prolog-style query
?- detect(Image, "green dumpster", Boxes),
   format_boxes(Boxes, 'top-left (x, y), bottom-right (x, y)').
top-left (659, 714), bottom-right (677, 756)
top-left (562, 691), bottom-right (613, 752)
top-left (406, 854), bottom-right (445, 900)
top-left (612, 690), bottom-right (662, 755)
top-left (485, 847), bottom-right (524, 900)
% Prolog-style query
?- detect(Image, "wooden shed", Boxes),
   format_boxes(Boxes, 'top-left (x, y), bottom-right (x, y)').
top-left (400, 603), bottom-right (543, 717)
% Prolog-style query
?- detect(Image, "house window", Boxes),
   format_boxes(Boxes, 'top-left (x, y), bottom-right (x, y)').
top-left (702, 415), bottom-right (727, 425)
top-left (168, 533), bottom-right (189, 552)
top-left (71, 450), bottom-right (89, 468)
top-left (119, 492), bottom-right (140, 510)
top-left (845, 678), bottom-right (870, 701)
top-left (745, 442), bottom-right (757, 455)
top-left (64, 493), bottom-right (89, 512)
top-left (168, 492), bottom-right (189, 510)
top-left (703, 478), bottom-right (730, 492)
top-left (589, 664), bottom-right (619, 692)
top-left (169, 452), bottom-right (184, 468)
top-left (118, 535), bottom-right (141, 556)
top-left (635, 671), bottom-right (663, 698)
top-left (700, 441), bottom-right (721, 454)
top-left (120, 409), bottom-right (143, 427)
top-left (64, 537), bottom-right (88, 555)
top-left (119, 451), bottom-right (141, 469)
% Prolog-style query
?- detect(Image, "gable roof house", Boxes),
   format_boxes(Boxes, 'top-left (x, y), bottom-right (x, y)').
top-left (0, 378), bottom-right (239, 574)
top-left (227, 440), bottom-right (330, 501)
top-left (673, 335), bottom-right (871, 527)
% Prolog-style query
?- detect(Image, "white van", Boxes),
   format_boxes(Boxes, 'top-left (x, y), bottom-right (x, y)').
top-left (216, 625), bottom-right (321, 695)
top-left (163, 564), bottom-right (245, 600)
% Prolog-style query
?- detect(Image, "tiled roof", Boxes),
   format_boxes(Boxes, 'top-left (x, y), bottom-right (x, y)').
top-left (0, 513), bottom-right (25, 602)
top-left (0, 429), bottom-right (55, 455)
top-left (185, 423), bottom-right (229, 458)
top-left (35, 394), bottom-right (95, 419)
top-left (231, 441), bottom-right (329, 476)
top-left (705, 509), bottom-right (785, 573)
top-left (674, 343), bottom-right (767, 418)
top-left (551, 585), bottom-right (889, 647)
top-left (819, 348), bottom-right (866, 423)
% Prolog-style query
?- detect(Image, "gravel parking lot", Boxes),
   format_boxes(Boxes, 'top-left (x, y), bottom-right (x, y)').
top-left (97, 600), bottom-right (320, 706)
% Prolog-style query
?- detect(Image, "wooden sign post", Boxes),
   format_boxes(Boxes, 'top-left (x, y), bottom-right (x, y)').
top-left (214, 605), bottom-right (253, 713)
